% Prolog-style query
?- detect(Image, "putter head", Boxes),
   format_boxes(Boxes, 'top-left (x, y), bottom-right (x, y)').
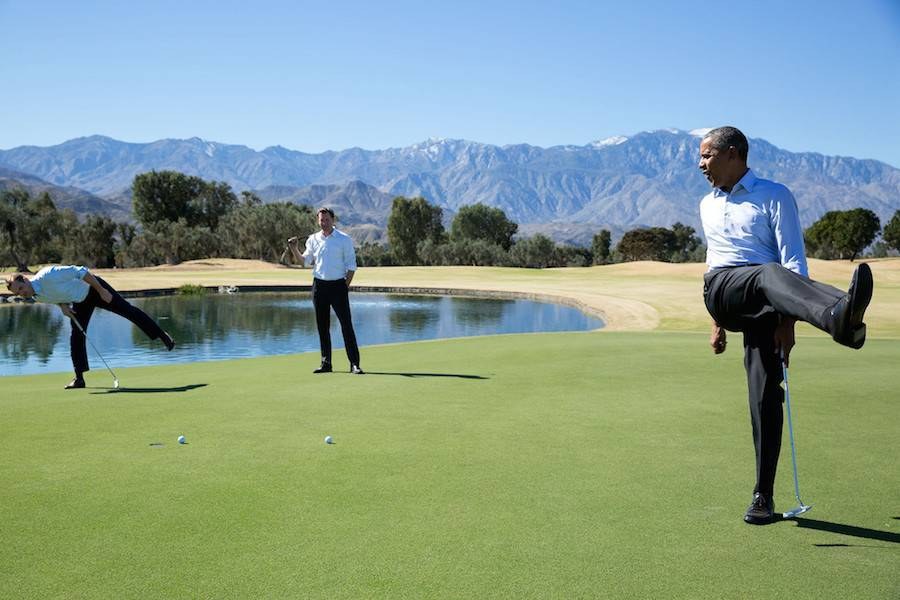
top-left (782, 504), bottom-right (812, 519)
top-left (113, 379), bottom-right (120, 389)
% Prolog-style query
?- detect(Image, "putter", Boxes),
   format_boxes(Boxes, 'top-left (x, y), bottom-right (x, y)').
top-left (781, 351), bottom-right (811, 518)
top-left (70, 315), bottom-right (120, 389)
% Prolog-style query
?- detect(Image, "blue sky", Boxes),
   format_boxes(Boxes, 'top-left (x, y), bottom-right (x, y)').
top-left (1, 0), bottom-right (899, 166)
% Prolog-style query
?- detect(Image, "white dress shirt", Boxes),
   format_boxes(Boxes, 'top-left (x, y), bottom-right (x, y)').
top-left (302, 228), bottom-right (358, 281)
top-left (700, 169), bottom-right (808, 276)
top-left (30, 265), bottom-right (91, 303)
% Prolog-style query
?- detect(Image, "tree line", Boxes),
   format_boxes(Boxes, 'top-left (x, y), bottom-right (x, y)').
top-left (2, 170), bottom-right (898, 271)
top-left (374, 196), bottom-right (705, 268)
top-left (1, 171), bottom-right (317, 271)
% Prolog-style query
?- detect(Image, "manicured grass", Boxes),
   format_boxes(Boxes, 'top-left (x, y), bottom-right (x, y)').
top-left (2, 332), bottom-right (897, 599)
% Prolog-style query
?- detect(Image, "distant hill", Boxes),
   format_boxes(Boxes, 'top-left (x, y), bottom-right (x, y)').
top-left (2, 131), bottom-right (898, 246)
top-left (254, 180), bottom-right (394, 226)
top-left (0, 166), bottom-right (131, 222)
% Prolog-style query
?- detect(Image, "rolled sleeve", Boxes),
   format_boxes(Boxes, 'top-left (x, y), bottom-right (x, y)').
top-left (302, 236), bottom-right (316, 265)
top-left (344, 237), bottom-right (357, 273)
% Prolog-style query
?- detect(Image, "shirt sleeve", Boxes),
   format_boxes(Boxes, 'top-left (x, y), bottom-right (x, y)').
top-left (771, 187), bottom-right (808, 277)
top-left (344, 235), bottom-right (357, 272)
top-left (302, 236), bottom-right (315, 265)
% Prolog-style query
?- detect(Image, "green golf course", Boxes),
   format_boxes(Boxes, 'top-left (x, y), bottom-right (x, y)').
top-left (2, 260), bottom-right (898, 598)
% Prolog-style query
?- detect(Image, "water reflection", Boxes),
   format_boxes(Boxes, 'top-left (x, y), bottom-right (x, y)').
top-left (387, 295), bottom-right (441, 333)
top-left (0, 303), bottom-right (64, 364)
top-left (0, 292), bottom-right (602, 376)
top-left (145, 294), bottom-right (319, 348)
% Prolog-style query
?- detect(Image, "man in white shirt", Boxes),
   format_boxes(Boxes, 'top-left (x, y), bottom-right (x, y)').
top-left (5, 265), bottom-right (174, 389)
top-left (697, 126), bottom-right (873, 525)
top-left (287, 207), bottom-right (363, 374)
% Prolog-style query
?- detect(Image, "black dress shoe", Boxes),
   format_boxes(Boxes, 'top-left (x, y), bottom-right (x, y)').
top-left (744, 492), bottom-right (776, 525)
top-left (160, 331), bottom-right (175, 351)
top-left (64, 378), bottom-right (86, 390)
top-left (350, 364), bottom-right (364, 375)
top-left (314, 362), bottom-right (333, 374)
top-left (830, 263), bottom-right (873, 349)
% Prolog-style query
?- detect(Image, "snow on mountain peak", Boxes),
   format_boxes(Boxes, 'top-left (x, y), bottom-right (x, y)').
top-left (690, 128), bottom-right (714, 137)
top-left (592, 135), bottom-right (628, 148)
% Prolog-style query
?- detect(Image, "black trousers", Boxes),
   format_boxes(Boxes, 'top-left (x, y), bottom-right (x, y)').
top-left (312, 278), bottom-right (360, 366)
top-left (703, 263), bottom-right (845, 496)
top-left (70, 277), bottom-right (166, 374)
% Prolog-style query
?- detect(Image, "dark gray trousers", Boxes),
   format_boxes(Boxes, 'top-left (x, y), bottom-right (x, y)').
top-left (703, 263), bottom-right (845, 495)
top-left (312, 278), bottom-right (360, 367)
top-left (70, 277), bottom-right (166, 374)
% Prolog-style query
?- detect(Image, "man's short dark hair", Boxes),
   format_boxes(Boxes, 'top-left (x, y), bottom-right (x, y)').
top-left (317, 207), bottom-right (335, 219)
top-left (4, 273), bottom-right (25, 290)
top-left (703, 126), bottom-right (749, 160)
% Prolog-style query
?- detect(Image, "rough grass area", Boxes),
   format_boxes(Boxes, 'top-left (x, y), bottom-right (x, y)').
top-left (2, 332), bottom-right (897, 599)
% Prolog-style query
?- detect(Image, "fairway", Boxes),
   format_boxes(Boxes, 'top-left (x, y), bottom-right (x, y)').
top-left (2, 332), bottom-right (897, 599)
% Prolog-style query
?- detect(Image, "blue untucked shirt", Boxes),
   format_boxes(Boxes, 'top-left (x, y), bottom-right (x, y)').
top-left (30, 265), bottom-right (91, 304)
top-left (699, 169), bottom-right (808, 277)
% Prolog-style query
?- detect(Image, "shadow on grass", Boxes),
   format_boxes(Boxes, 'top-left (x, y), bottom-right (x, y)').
top-left (363, 371), bottom-right (489, 380)
top-left (787, 517), bottom-right (900, 546)
top-left (91, 384), bottom-right (209, 394)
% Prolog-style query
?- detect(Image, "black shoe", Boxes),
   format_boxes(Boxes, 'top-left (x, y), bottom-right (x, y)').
top-left (744, 492), bottom-right (776, 525)
top-left (160, 331), bottom-right (175, 351)
top-left (830, 263), bottom-right (873, 349)
top-left (350, 364), bottom-right (365, 375)
top-left (64, 377), bottom-right (85, 390)
top-left (314, 362), bottom-right (333, 374)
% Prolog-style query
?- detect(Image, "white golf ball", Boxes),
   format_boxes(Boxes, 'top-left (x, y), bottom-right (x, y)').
top-left (324, 435), bottom-right (333, 444)
top-left (177, 435), bottom-right (186, 444)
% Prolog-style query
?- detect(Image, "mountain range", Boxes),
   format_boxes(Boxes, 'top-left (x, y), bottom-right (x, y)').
top-left (1, 130), bottom-right (897, 246)
top-left (0, 166), bottom-right (131, 222)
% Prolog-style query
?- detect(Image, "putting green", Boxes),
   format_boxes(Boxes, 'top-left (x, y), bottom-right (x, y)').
top-left (2, 332), bottom-right (897, 599)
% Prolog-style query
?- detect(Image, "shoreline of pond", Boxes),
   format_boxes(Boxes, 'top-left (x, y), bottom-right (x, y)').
top-left (2, 285), bottom-right (607, 329)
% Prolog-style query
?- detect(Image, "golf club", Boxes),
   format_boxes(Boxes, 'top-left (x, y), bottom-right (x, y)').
top-left (70, 315), bottom-right (120, 389)
top-left (781, 351), bottom-right (811, 518)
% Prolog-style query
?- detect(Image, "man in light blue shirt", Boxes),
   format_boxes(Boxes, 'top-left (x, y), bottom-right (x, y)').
top-left (287, 207), bottom-right (363, 374)
top-left (698, 126), bottom-right (873, 525)
top-left (5, 265), bottom-right (174, 389)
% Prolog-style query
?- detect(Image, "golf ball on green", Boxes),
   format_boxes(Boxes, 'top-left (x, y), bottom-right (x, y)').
top-left (177, 435), bottom-right (186, 444)
top-left (324, 435), bottom-right (333, 444)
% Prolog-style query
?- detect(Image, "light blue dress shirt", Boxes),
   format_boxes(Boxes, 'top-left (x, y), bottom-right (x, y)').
top-left (700, 169), bottom-right (808, 277)
top-left (302, 228), bottom-right (358, 281)
top-left (30, 265), bottom-right (91, 304)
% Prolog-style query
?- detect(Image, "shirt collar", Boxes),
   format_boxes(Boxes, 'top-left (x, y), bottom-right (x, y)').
top-left (30, 279), bottom-right (43, 298)
top-left (733, 168), bottom-right (757, 192)
top-left (713, 168), bottom-right (757, 197)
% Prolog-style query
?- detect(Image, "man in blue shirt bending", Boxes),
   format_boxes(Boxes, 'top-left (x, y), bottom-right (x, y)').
top-left (698, 126), bottom-right (873, 525)
top-left (5, 265), bottom-right (174, 389)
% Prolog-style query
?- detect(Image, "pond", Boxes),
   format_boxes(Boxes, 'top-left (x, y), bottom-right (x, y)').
top-left (0, 292), bottom-right (603, 376)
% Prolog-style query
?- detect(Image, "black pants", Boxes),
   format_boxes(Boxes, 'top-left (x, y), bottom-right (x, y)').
top-left (70, 277), bottom-right (166, 374)
top-left (703, 263), bottom-right (845, 496)
top-left (312, 278), bottom-right (360, 366)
